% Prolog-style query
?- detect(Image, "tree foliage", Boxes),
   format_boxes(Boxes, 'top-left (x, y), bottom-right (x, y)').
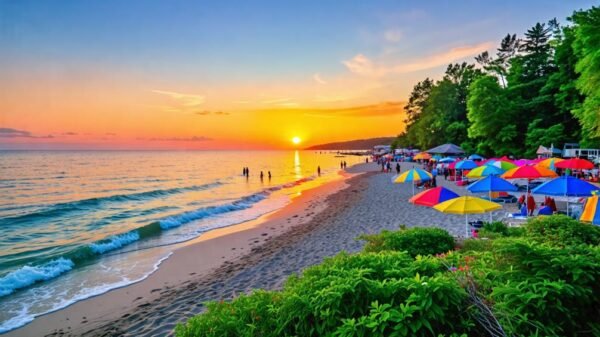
top-left (394, 6), bottom-right (599, 156)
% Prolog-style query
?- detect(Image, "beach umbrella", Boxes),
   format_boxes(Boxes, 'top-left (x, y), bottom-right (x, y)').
top-left (394, 168), bottom-right (433, 195)
top-left (455, 160), bottom-right (478, 170)
top-left (439, 157), bottom-right (455, 163)
top-left (432, 155), bottom-right (443, 161)
top-left (433, 196), bottom-right (502, 237)
top-left (514, 159), bottom-right (533, 167)
top-left (532, 175), bottom-right (600, 215)
top-left (413, 152), bottom-right (432, 160)
top-left (468, 154), bottom-right (484, 161)
top-left (580, 195), bottom-right (600, 225)
top-left (466, 165), bottom-right (505, 178)
top-left (409, 186), bottom-right (459, 207)
top-left (536, 157), bottom-right (564, 171)
top-left (502, 166), bottom-right (558, 214)
top-left (555, 158), bottom-right (595, 170)
top-left (467, 175), bottom-right (517, 221)
top-left (485, 160), bottom-right (517, 171)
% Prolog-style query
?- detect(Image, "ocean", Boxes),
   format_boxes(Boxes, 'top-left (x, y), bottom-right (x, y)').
top-left (0, 150), bottom-right (363, 332)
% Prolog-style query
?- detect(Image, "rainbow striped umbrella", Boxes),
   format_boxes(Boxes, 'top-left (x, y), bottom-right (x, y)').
top-left (536, 158), bottom-right (564, 171)
top-left (485, 160), bottom-right (517, 171)
top-left (409, 186), bottom-right (459, 207)
top-left (580, 195), bottom-right (600, 225)
top-left (466, 165), bottom-right (505, 178)
top-left (394, 168), bottom-right (433, 195)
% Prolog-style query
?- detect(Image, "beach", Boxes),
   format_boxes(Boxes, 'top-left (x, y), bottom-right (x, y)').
top-left (5, 162), bottom-right (511, 337)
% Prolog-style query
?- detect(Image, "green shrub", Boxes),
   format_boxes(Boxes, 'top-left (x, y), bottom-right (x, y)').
top-left (461, 238), bottom-right (493, 252)
top-left (524, 214), bottom-right (600, 246)
top-left (359, 227), bottom-right (455, 257)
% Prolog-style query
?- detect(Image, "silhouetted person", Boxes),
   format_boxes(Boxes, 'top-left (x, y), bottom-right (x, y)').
top-left (268, 171), bottom-right (271, 180)
top-left (396, 163), bottom-right (400, 174)
top-left (340, 161), bottom-right (344, 169)
top-left (317, 166), bottom-right (321, 176)
top-left (246, 168), bottom-right (250, 177)
top-left (260, 171), bottom-right (264, 181)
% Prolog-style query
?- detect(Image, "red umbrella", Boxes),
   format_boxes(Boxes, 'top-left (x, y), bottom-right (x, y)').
top-left (409, 187), bottom-right (459, 207)
top-left (555, 158), bottom-right (594, 170)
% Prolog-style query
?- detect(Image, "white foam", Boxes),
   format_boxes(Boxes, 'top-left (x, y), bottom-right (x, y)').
top-left (0, 258), bottom-right (75, 297)
top-left (89, 232), bottom-right (140, 254)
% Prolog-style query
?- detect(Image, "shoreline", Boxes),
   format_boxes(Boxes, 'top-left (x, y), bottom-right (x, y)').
top-left (5, 164), bottom-right (373, 337)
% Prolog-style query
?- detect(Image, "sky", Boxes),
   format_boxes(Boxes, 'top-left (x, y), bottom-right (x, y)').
top-left (0, 0), bottom-right (596, 150)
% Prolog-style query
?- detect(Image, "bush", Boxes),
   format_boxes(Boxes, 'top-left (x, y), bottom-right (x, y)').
top-left (524, 214), bottom-right (600, 246)
top-left (359, 227), bottom-right (455, 257)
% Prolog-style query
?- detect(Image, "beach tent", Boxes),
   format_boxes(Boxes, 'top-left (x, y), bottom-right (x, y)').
top-left (409, 186), bottom-right (459, 207)
top-left (467, 176), bottom-right (517, 222)
top-left (426, 143), bottom-right (465, 155)
top-left (394, 168), bottom-right (433, 195)
top-left (580, 195), bottom-right (600, 225)
top-left (466, 165), bottom-right (505, 178)
top-left (434, 196), bottom-right (502, 237)
top-left (532, 175), bottom-right (600, 215)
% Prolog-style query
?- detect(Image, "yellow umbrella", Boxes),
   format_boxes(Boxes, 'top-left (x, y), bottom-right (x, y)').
top-left (413, 152), bottom-right (432, 160)
top-left (536, 157), bottom-right (564, 170)
top-left (433, 196), bottom-right (502, 237)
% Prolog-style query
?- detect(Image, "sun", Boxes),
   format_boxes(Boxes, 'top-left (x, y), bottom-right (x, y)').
top-left (291, 136), bottom-right (301, 145)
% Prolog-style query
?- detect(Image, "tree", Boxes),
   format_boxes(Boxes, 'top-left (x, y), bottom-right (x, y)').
top-left (525, 119), bottom-right (566, 157)
top-left (571, 7), bottom-right (600, 146)
top-left (467, 75), bottom-right (519, 156)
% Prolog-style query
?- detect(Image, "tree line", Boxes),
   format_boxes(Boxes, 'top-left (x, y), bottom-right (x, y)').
top-left (392, 6), bottom-right (599, 158)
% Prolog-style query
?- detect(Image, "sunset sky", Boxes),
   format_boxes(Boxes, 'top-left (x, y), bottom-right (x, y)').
top-left (0, 0), bottom-right (595, 149)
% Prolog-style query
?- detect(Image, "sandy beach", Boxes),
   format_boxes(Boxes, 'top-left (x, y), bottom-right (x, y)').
top-left (5, 162), bottom-right (514, 337)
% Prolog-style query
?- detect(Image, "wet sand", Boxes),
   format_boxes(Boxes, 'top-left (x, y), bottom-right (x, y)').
top-left (6, 162), bottom-right (515, 337)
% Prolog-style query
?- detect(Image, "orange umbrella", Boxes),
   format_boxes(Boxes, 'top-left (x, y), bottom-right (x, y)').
top-left (413, 152), bottom-right (432, 160)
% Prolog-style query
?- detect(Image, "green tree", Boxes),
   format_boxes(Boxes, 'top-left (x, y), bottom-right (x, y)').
top-left (571, 7), bottom-right (600, 146)
top-left (466, 75), bottom-right (519, 156)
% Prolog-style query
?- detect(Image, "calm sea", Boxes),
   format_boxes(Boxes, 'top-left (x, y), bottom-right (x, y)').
top-left (0, 150), bottom-right (363, 332)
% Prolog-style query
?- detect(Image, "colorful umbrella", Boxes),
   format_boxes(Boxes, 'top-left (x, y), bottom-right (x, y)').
top-left (532, 176), bottom-right (600, 215)
top-left (467, 175), bottom-right (517, 222)
top-left (580, 195), bottom-right (600, 225)
top-left (536, 157), bottom-right (564, 170)
top-left (468, 154), bottom-right (485, 161)
top-left (413, 152), bottom-right (432, 160)
top-left (439, 157), bottom-right (455, 163)
top-left (485, 160), bottom-right (517, 171)
top-left (455, 160), bottom-right (478, 170)
top-left (502, 166), bottom-right (558, 214)
top-left (409, 186), bottom-right (459, 207)
top-left (394, 168), bottom-right (433, 195)
top-left (466, 165), bottom-right (505, 178)
top-left (432, 155), bottom-right (443, 161)
top-left (433, 196), bottom-right (502, 237)
top-left (555, 158), bottom-right (595, 170)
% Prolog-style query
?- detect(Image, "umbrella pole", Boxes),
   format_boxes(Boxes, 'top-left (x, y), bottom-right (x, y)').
top-left (526, 180), bottom-right (530, 217)
top-left (465, 214), bottom-right (469, 238)
top-left (489, 191), bottom-right (493, 223)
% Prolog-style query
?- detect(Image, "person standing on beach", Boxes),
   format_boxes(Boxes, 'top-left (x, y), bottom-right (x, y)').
top-left (268, 171), bottom-right (271, 180)
top-left (396, 162), bottom-right (400, 174)
top-left (340, 161), bottom-right (344, 169)
top-left (260, 171), bottom-right (264, 181)
top-left (317, 166), bottom-right (321, 176)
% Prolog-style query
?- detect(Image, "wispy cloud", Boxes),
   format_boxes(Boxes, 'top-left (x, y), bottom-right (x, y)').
top-left (152, 90), bottom-right (208, 114)
top-left (195, 110), bottom-right (230, 116)
top-left (343, 42), bottom-right (493, 77)
top-left (313, 73), bottom-right (327, 84)
top-left (383, 29), bottom-right (403, 43)
top-left (0, 128), bottom-right (54, 139)
top-left (61, 131), bottom-right (78, 136)
top-left (148, 136), bottom-right (213, 142)
top-left (259, 101), bottom-right (405, 118)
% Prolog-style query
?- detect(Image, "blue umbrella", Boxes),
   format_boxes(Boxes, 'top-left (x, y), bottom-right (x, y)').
top-left (467, 175), bottom-right (517, 221)
top-left (468, 154), bottom-right (485, 161)
top-left (532, 176), bottom-right (600, 216)
top-left (432, 154), bottom-right (443, 161)
top-left (440, 157), bottom-right (455, 163)
top-left (455, 160), bottom-right (478, 170)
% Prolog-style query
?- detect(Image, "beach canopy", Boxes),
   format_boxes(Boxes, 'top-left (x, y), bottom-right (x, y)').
top-left (580, 195), bottom-right (600, 225)
top-left (434, 196), bottom-right (502, 237)
top-left (536, 157), bottom-right (564, 170)
top-left (466, 165), bottom-right (505, 178)
top-left (455, 160), bottom-right (478, 170)
top-left (394, 168), bottom-right (432, 183)
top-left (485, 160), bottom-right (517, 171)
top-left (439, 157), bottom-right (455, 163)
top-left (409, 186), bottom-right (459, 207)
top-left (502, 165), bottom-right (558, 179)
top-left (468, 154), bottom-right (484, 160)
top-left (467, 175), bottom-right (518, 193)
top-left (426, 143), bottom-right (465, 155)
top-left (531, 175), bottom-right (600, 197)
top-left (555, 158), bottom-right (595, 170)
top-left (413, 152), bottom-right (432, 160)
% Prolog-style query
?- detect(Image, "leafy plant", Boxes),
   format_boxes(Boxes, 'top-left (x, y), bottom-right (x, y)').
top-left (359, 227), bottom-right (455, 257)
top-left (524, 214), bottom-right (600, 246)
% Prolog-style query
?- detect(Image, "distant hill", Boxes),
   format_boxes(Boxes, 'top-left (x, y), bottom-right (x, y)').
top-left (306, 137), bottom-right (395, 150)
